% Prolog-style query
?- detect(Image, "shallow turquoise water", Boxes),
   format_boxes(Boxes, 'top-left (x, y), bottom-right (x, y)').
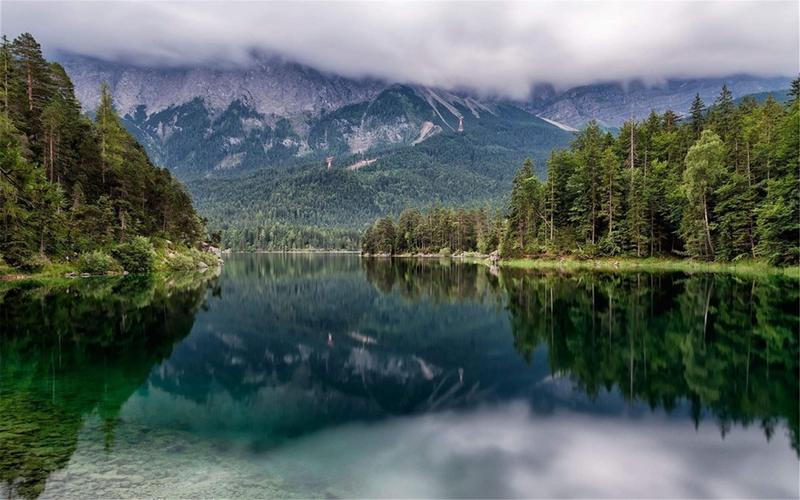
top-left (1, 254), bottom-right (798, 498)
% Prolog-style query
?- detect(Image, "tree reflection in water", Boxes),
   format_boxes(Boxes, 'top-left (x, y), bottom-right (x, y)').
top-left (0, 273), bottom-right (218, 498)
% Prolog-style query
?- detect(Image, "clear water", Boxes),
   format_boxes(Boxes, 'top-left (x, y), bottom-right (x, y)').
top-left (1, 254), bottom-right (798, 498)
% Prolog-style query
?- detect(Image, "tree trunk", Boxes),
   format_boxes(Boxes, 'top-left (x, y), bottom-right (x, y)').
top-left (702, 191), bottom-right (714, 258)
top-left (591, 182), bottom-right (596, 245)
top-left (550, 182), bottom-right (554, 242)
top-left (26, 62), bottom-right (33, 112)
top-left (49, 134), bottom-right (54, 182)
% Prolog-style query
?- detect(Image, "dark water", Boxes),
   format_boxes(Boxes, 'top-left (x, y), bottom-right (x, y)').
top-left (1, 254), bottom-right (798, 498)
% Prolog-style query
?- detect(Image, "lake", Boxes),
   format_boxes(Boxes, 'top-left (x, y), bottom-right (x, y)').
top-left (1, 254), bottom-right (798, 498)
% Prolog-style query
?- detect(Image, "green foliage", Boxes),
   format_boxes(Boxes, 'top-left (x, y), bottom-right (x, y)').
top-left (77, 250), bottom-right (121, 275)
top-left (12, 252), bottom-right (49, 272)
top-left (680, 130), bottom-right (726, 259)
top-left (164, 252), bottom-right (196, 272)
top-left (363, 206), bottom-right (503, 256)
top-left (0, 33), bottom-right (206, 273)
top-left (111, 236), bottom-right (155, 274)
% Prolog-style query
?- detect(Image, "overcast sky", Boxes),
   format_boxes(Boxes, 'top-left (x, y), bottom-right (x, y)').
top-left (2, 1), bottom-right (798, 98)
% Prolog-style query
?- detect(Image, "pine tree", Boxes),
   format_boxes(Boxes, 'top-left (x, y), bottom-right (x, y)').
top-left (568, 122), bottom-right (604, 250)
top-left (0, 36), bottom-right (20, 123)
top-left (754, 86), bottom-right (800, 264)
top-left (599, 146), bottom-right (623, 254)
top-left (626, 166), bottom-right (649, 256)
top-left (689, 93), bottom-right (705, 139)
top-left (503, 158), bottom-right (536, 256)
top-left (545, 150), bottom-right (576, 250)
top-left (789, 77), bottom-right (800, 102)
top-left (95, 83), bottom-right (126, 188)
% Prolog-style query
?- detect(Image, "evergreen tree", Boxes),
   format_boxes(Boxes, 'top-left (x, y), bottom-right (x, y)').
top-left (689, 93), bottom-right (705, 139)
top-left (545, 150), bottom-right (576, 250)
top-left (599, 146), bottom-right (623, 254)
top-left (568, 122), bottom-right (604, 250)
top-left (503, 158), bottom-right (536, 256)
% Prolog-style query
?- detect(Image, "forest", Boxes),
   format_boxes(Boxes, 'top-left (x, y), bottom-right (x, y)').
top-left (0, 34), bottom-right (209, 274)
top-left (363, 81), bottom-right (800, 265)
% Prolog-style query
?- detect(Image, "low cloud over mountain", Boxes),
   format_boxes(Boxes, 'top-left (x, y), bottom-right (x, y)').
top-left (3, 1), bottom-right (798, 98)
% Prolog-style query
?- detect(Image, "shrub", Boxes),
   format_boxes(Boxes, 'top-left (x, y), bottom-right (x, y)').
top-left (112, 236), bottom-right (155, 274)
top-left (193, 248), bottom-right (219, 268)
top-left (439, 247), bottom-right (452, 257)
top-left (13, 253), bottom-right (50, 272)
top-left (78, 251), bottom-right (122, 275)
top-left (165, 252), bottom-right (195, 271)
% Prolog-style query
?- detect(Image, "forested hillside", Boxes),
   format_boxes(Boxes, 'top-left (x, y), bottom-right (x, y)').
top-left (0, 34), bottom-right (207, 273)
top-left (190, 103), bottom-right (571, 250)
top-left (364, 82), bottom-right (800, 265)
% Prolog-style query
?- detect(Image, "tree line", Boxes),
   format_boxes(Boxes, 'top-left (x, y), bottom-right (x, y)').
top-left (362, 206), bottom-right (505, 255)
top-left (363, 81), bottom-right (800, 264)
top-left (0, 33), bottom-right (205, 271)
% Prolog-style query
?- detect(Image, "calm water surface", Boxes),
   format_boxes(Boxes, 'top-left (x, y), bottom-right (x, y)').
top-left (1, 254), bottom-right (798, 498)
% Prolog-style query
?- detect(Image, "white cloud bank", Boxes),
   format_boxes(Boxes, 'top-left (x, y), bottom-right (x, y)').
top-left (2, 1), bottom-right (798, 98)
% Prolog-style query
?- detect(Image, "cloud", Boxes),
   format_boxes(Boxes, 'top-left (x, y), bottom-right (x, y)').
top-left (2, 1), bottom-right (798, 98)
top-left (118, 394), bottom-right (799, 498)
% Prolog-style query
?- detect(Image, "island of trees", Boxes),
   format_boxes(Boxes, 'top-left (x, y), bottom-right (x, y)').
top-left (363, 81), bottom-right (799, 265)
top-left (0, 34), bottom-right (217, 276)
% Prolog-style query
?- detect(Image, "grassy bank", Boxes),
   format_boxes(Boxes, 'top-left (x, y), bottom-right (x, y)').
top-left (495, 257), bottom-right (800, 279)
top-left (1, 242), bottom-right (222, 288)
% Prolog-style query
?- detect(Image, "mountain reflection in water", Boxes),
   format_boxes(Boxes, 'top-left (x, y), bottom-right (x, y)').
top-left (0, 254), bottom-right (797, 498)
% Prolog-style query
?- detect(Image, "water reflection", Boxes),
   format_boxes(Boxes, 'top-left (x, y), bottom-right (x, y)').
top-left (0, 273), bottom-right (218, 498)
top-left (0, 255), bottom-right (797, 498)
top-left (500, 268), bottom-right (799, 454)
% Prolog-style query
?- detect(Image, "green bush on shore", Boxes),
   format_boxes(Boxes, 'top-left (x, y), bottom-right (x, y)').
top-left (112, 237), bottom-right (156, 274)
top-left (14, 253), bottom-right (50, 273)
top-left (189, 248), bottom-right (219, 268)
top-left (77, 251), bottom-right (122, 275)
top-left (164, 252), bottom-right (196, 271)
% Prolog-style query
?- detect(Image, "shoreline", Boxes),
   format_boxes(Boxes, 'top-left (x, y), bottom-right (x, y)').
top-left (0, 266), bottom-right (222, 290)
top-left (5, 252), bottom-right (797, 285)
top-left (1, 256), bottom-right (223, 288)
top-left (496, 256), bottom-right (800, 279)
top-left (362, 253), bottom-right (800, 279)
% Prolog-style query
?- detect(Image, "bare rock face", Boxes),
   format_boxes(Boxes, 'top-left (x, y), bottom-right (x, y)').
top-left (60, 54), bottom-right (385, 117)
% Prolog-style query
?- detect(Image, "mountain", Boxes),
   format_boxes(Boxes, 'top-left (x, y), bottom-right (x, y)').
top-left (62, 55), bottom-right (791, 176)
top-left (61, 54), bottom-right (574, 180)
top-left (522, 76), bottom-right (793, 129)
top-left (734, 88), bottom-right (791, 105)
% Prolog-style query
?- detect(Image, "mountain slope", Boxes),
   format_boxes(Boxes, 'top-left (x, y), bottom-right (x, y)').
top-left (525, 76), bottom-right (792, 128)
top-left (62, 52), bottom-right (575, 180)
